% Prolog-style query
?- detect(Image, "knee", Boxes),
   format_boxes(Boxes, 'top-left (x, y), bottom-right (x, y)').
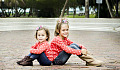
top-left (70, 46), bottom-right (77, 49)
top-left (70, 43), bottom-right (81, 49)
top-left (70, 43), bottom-right (76, 46)
top-left (70, 45), bottom-right (79, 50)
top-left (71, 43), bottom-right (79, 47)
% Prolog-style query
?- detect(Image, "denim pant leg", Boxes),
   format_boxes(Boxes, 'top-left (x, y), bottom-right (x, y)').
top-left (53, 51), bottom-right (71, 65)
top-left (53, 44), bottom-right (81, 65)
top-left (70, 43), bottom-right (83, 57)
top-left (37, 52), bottom-right (52, 66)
top-left (70, 43), bottom-right (81, 49)
top-left (28, 53), bottom-right (52, 66)
top-left (28, 53), bottom-right (40, 59)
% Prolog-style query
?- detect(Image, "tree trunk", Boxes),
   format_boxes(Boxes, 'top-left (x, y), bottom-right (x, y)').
top-left (28, 8), bottom-right (33, 17)
top-left (66, 7), bottom-right (69, 15)
top-left (23, 8), bottom-right (26, 16)
top-left (15, 1), bottom-right (17, 17)
top-left (7, 8), bottom-right (10, 17)
top-left (116, 0), bottom-right (118, 17)
top-left (73, 7), bottom-right (76, 18)
top-left (74, 7), bottom-right (76, 15)
top-left (85, 0), bottom-right (89, 18)
top-left (105, 0), bottom-right (114, 18)
top-left (1, 1), bottom-right (5, 17)
top-left (60, 0), bottom-right (69, 18)
top-left (12, 8), bottom-right (14, 16)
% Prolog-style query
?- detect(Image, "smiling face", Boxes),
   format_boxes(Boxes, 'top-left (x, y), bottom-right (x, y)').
top-left (37, 29), bottom-right (48, 43)
top-left (59, 24), bottom-right (69, 39)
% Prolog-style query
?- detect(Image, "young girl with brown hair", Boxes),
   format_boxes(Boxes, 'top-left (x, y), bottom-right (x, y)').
top-left (16, 26), bottom-right (52, 66)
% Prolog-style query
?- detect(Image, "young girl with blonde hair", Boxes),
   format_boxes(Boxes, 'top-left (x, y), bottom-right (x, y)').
top-left (49, 18), bottom-right (103, 66)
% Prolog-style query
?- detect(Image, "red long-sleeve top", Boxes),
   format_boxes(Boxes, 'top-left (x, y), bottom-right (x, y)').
top-left (30, 41), bottom-right (50, 55)
top-left (45, 36), bottom-right (86, 61)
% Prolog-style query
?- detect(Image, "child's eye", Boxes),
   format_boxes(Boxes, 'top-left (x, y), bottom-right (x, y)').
top-left (66, 29), bottom-right (68, 31)
top-left (62, 29), bottom-right (65, 31)
top-left (42, 35), bottom-right (44, 36)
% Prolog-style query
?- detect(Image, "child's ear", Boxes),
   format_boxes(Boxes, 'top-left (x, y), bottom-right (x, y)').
top-left (56, 30), bottom-right (59, 33)
top-left (46, 37), bottom-right (48, 40)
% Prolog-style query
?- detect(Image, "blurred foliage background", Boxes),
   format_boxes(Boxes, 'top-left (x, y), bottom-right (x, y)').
top-left (0, 0), bottom-right (120, 18)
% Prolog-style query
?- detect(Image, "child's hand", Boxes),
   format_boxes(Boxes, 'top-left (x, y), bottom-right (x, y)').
top-left (81, 49), bottom-right (87, 56)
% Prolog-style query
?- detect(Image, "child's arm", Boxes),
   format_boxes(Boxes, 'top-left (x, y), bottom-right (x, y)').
top-left (78, 44), bottom-right (86, 49)
top-left (52, 37), bottom-right (82, 55)
top-left (30, 42), bottom-right (49, 54)
top-left (65, 38), bottom-right (86, 49)
top-left (66, 38), bottom-right (87, 55)
top-left (30, 42), bottom-right (38, 49)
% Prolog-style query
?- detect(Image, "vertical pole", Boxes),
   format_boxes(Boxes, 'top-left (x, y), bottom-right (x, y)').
top-left (98, 4), bottom-right (100, 18)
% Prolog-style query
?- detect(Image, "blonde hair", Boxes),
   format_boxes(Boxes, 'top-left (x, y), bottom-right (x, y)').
top-left (54, 18), bottom-right (69, 36)
top-left (35, 27), bottom-right (50, 41)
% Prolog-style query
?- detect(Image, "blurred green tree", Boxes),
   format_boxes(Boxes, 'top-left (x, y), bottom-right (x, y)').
top-left (1, 0), bottom-right (120, 18)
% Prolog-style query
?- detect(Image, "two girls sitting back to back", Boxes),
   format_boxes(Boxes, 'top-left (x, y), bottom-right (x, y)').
top-left (17, 19), bottom-right (103, 66)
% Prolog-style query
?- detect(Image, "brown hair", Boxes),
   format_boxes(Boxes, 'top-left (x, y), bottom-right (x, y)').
top-left (35, 27), bottom-right (50, 41)
top-left (54, 18), bottom-right (69, 36)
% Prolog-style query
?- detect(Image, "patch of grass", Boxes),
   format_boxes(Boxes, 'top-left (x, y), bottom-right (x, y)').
top-left (65, 14), bottom-right (96, 18)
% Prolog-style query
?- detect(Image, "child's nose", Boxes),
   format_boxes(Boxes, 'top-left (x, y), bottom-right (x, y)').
top-left (65, 30), bottom-right (68, 32)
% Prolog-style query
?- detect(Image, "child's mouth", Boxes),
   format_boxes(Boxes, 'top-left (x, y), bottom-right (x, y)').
top-left (39, 39), bottom-right (43, 40)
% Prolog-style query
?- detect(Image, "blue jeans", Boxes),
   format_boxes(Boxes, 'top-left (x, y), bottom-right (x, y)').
top-left (53, 43), bottom-right (82, 65)
top-left (28, 52), bottom-right (52, 66)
